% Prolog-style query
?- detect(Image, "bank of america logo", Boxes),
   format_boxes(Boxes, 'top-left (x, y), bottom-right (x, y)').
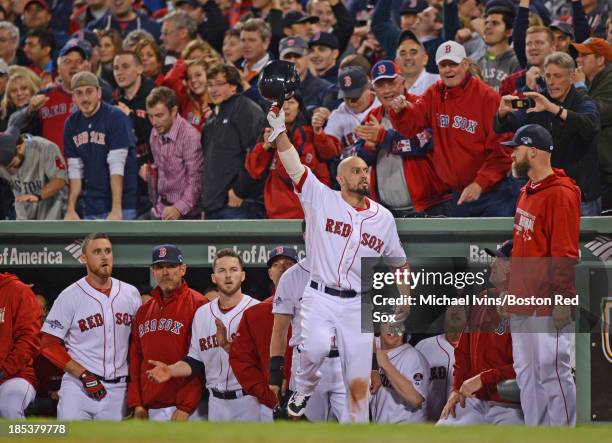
top-left (585, 236), bottom-right (612, 262)
top-left (65, 239), bottom-right (83, 260)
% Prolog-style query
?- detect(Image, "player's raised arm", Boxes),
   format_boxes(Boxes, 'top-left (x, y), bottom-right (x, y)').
top-left (266, 105), bottom-right (306, 184)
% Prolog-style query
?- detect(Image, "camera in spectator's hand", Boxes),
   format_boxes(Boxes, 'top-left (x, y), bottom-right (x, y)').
top-left (511, 98), bottom-right (535, 110)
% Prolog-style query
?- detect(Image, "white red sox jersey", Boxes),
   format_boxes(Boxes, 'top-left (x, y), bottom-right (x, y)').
top-left (415, 334), bottom-right (455, 421)
top-left (296, 168), bottom-right (406, 291)
top-left (371, 343), bottom-right (430, 424)
top-left (325, 98), bottom-right (380, 158)
top-left (41, 277), bottom-right (141, 379)
top-left (188, 295), bottom-right (258, 392)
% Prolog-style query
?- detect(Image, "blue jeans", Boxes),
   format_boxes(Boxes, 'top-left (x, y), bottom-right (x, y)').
top-left (205, 202), bottom-right (265, 220)
top-left (450, 176), bottom-right (521, 217)
top-left (83, 209), bottom-right (138, 220)
top-left (580, 198), bottom-right (601, 216)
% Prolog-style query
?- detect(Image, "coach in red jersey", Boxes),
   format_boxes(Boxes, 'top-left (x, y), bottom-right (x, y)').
top-left (128, 244), bottom-right (208, 421)
top-left (502, 124), bottom-right (579, 427)
top-left (229, 246), bottom-right (296, 414)
top-left (388, 40), bottom-right (516, 217)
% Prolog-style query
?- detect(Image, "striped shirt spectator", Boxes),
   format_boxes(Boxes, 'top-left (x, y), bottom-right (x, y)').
top-left (144, 86), bottom-right (203, 220)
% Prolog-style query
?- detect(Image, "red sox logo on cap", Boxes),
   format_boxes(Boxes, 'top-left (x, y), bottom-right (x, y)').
top-left (288, 38), bottom-right (295, 46)
top-left (343, 75), bottom-right (352, 87)
top-left (275, 246), bottom-right (284, 254)
top-left (444, 44), bottom-right (451, 53)
top-left (313, 32), bottom-right (321, 40)
top-left (159, 247), bottom-right (167, 258)
top-left (378, 64), bottom-right (386, 74)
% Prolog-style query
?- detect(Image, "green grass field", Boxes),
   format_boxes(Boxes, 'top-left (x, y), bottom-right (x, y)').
top-left (1, 421), bottom-right (611, 443)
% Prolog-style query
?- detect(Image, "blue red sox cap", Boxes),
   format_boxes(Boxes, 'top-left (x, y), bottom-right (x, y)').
top-left (267, 246), bottom-right (299, 267)
top-left (59, 38), bottom-right (92, 60)
top-left (152, 244), bottom-right (184, 265)
top-left (308, 32), bottom-right (339, 50)
top-left (501, 124), bottom-right (554, 153)
top-left (371, 60), bottom-right (400, 84)
top-left (484, 240), bottom-right (513, 258)
top-left (337, 66), bottom-right (369, 99)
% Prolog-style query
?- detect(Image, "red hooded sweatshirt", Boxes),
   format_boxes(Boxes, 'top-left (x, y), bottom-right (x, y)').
top-left (128, 282), bottom-right (208, 413)
top-left (388, 74), bottom-right (512, 193)
top-left (0, 273), bottom-right (41, 389)
top-left (508, 169), bottom-right (581, 315)
top-left (229, 296), bottom-right (293, 409)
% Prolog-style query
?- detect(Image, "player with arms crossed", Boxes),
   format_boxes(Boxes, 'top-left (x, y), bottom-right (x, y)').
top-left (266, 91), bottom-right (409, 423)
top-left (40, 233), bottom-right (142, 420)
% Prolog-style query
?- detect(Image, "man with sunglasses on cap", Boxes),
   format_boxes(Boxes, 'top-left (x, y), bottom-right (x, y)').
top-left (0, 126), bottom-right (67, 220)
top-left (500, 123), bottom-right (579, 426)
top-left (128, 244), bottom-right (208, 421)
top-left (354, 59), bottom-right (450, 217)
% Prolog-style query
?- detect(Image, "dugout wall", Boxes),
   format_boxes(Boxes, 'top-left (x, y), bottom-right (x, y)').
top-left (0, 218), bottom-right (610, 423)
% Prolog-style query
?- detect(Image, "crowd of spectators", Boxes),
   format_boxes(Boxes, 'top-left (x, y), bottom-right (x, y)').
top-left (0, 0), bottom-right (610, 220)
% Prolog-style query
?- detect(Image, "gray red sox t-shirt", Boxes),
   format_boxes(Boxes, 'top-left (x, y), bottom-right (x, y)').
top-left (0, 135), bottom-right (67, 220)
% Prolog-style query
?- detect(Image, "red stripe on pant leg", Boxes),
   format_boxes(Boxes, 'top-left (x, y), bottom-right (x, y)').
top-left (555, 332), bottom-right (570, 425)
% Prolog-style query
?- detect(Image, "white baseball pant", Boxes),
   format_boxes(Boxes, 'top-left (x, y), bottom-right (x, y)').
top-left (0, 378), bottom-right (36, 419)
top-left (292, 350), bottom-right (347, 422)
top-left (436, 397), bottom-right (524, 425)
top-left (510, 315), bottom-right (576, 426)
top-left (57, 374), bottom-right (127, 420)
top-left (207, 393), bottom-right (273, 422)
top-left (295, 287), bottom-right (373, 423)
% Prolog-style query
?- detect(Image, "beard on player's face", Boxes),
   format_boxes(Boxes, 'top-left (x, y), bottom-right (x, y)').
top-left (347, 180), bottom-right (370, 196)
top-left (512, 156), bottom-right (530, 178)
top-left (89, 261), bottom-right (112, 279)
top-left (216, 278), bottom-right (242, 296)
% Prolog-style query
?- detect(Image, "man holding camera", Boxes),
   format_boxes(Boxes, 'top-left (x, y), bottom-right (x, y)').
top-left (494, 51), bottom-right (601, 215)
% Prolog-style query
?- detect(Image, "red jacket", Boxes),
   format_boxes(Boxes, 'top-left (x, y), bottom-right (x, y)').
top-left (359, 104), bottom-right (451, 212)
top-left (508, 169), bottom-right (581, 315)
top-left (453, 289), bottom-right (515, 402)
top-left (162, 60), bottom-right (208, 132)
top-left (127, 282), bottom-right (208, 413)
top-left (229, 297), bottom-right (292, 409)
top-left (389, 75), bottom-right (512, 193)
top-left (0, 273), bottom-right (41, 389)
top-left (245, 125), bottom-right (333, 219)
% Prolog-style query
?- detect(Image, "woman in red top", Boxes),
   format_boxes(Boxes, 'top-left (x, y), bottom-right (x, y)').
top-left (245, 93), bottom-right (336, 219)
top-left (163, 59), bottom-right (212, 132)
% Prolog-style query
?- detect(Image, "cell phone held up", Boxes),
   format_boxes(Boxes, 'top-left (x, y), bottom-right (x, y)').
top-left (511, 98), bottom-right (535, 109)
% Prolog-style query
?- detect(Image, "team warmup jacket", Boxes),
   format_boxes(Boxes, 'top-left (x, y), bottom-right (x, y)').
top-left (128, 283), bottom-right (208, 413)
top-left (389, 74), bottom-right (512, 193)
top-left (245, 124), bottom-right (334, 219)
top-left (0, 273), bottom-right (41, 389)
top-left (229, 296), bottom-right (293, 409)
top-left (355, 102), bottom-right (451, 212)
top-left (453, 288), bottom-right (515, 403)
top-left (508, 169), bottom-right (581, 316)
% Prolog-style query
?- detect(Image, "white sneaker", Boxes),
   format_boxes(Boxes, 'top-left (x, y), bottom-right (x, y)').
top-left (287, 392), bottom-right (310, 418)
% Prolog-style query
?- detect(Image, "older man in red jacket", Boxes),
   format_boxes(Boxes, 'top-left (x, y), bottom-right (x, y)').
top-left (128, 245), bottom-right (208, 421)
top-left (229, 246), bottom-right (296, 417)
top-left (389, 41), bottom-right (517, 217)
top-left (0, 273), bottom-right (41, 418)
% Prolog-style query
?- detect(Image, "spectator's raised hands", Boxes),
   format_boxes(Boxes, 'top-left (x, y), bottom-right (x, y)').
top-left (525, 66), bottom-right (542, 91)
top-left (523, 91), bottom-right (554, 114)
top-left (390, 95), bottom-right (409, 114)
top-left (311, 107), bottom-right (331, 134)
top-left (28, 94), bottom-right (50, 113)
top-left (355, 115), bottom-right (382, 147)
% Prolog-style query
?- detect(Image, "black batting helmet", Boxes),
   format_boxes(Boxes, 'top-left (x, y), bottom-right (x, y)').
top-left (258, 60), bottom-right (300, 107)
